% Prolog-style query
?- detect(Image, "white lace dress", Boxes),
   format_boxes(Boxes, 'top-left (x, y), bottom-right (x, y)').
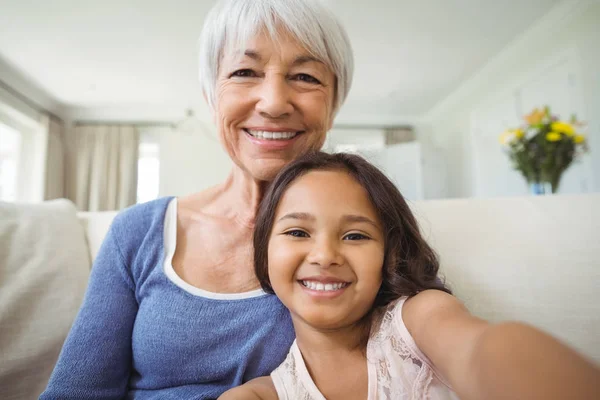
top-left (271, 297), bottom-right (459, 399)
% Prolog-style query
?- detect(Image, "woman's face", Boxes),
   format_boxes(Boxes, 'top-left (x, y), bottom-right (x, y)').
top-left (268, 170), bottom-right (385, 331)
top-left (214, 30), bottom-right (336, 182)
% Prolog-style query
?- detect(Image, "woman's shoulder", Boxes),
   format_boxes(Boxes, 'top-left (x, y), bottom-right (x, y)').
top-left (110, 196), bottom-right (174, 237)
top-left (107, 197), bottom-right (175, 262)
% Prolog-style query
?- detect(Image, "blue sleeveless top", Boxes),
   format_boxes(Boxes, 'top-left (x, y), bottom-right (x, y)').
top-left (41, 197), bottom-right (295, 399)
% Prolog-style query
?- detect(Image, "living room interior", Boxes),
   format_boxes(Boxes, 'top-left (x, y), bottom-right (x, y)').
top-left (0, 0), bottom-right (598, 398)
top-left (1, 0), bottom-right (598, 207)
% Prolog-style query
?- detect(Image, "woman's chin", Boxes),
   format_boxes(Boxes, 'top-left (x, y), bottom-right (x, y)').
top-left (244, 158), bottom-right (293, 182)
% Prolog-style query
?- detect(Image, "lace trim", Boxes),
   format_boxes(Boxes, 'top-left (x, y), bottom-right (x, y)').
top-left (273, 299), bottom-right (446, 400)
top-left (368, 299), bottom-right (435, 399)
top-left (272, 342), bottom-right (320, 400)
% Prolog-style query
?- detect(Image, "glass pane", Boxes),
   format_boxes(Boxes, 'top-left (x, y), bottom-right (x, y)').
top-left (136, 142), bottom-right (160, 203)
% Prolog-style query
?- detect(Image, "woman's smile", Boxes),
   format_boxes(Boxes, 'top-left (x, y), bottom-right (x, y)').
top-left (242, 127), bottom-right (306, 150)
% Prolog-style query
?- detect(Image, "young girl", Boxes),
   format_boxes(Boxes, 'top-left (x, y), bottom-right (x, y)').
top-left (220, 152), bottom-right (600, 400)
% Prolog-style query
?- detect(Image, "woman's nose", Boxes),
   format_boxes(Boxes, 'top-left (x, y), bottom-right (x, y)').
top-left (255, 76), bottom-right (294, 119)
top-left (307, 237), bottom-right (343, 268)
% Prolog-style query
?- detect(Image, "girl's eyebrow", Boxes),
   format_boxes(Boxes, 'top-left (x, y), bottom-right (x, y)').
top-left (342, 214), bottom-right (379, 229)
top-left (277, 212), bottom-right (379, 228)
top-left (277, 212), bottom-right (315, 222)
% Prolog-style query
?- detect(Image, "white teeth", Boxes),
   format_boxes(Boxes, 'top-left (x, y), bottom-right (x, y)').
top-left (247, 130), bottom-right (298, 140)
top-left (301, 281), bottom-right (348, 291)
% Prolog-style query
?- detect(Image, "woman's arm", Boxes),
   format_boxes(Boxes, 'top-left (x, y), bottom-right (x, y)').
top-left (403, 290), bottom-right (600, 400)
top-left (218, 377), bottom-right (279, 400)
top-left (39, 220), bottom-right (138, 399)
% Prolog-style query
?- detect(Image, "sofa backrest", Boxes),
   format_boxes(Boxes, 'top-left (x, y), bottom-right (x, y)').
top-left (78, 210), bottom-right (119, 263)
top-left (411, 194), bottom-right (599, 363)
top-left (77, 194), bottom-right (600, 363)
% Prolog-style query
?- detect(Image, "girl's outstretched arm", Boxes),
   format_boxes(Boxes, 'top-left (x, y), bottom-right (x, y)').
top-left (403, 290), bottom-right (600, 400)
top-left (218, 377), bottom-right (278, 400)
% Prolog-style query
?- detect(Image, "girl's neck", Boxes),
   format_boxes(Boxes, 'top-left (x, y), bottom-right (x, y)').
top-left (292, 315), bottom-right (372, 374)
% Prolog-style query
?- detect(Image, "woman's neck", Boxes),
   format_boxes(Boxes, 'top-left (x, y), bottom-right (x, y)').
top-left (221, 167), bottom-right (268, 223)
top-left (186, 166), bottom-right (268, 226)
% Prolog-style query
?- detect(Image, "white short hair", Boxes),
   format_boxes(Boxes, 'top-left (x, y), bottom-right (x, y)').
top-left (199, 0), bottom-right (354, 113)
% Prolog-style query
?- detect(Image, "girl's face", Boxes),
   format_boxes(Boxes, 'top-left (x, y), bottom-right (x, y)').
top-left (268, 170), bottom-right (385, 331)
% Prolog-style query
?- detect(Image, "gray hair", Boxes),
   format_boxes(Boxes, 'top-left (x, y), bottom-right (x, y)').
top-left (198, 0), bottom-right (354, 113)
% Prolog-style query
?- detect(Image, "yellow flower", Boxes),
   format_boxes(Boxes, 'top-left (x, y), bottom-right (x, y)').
top-left (546, 132), bottom-right (562, 142)
top-left (574, 134), bottom-right (586, 144)
top-left (551, 121), bottom-right (575, 136)
top-left (499, 129), bottom-right (523, 144)
top-left (524, 108), bottom-right (546, 125)
top-left (514, 129), bottom-right (525, 138)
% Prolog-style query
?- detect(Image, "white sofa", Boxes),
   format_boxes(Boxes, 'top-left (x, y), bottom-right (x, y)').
top-left (1, 194), bottom-right (599, 399)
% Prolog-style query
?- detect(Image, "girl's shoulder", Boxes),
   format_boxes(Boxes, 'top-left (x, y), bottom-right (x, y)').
top-left (372, 290), bottom-right (458, 353)
top-left (369, 292), bottom-right (456, 391)
top-left (219, 377), bottom-right (278, 400)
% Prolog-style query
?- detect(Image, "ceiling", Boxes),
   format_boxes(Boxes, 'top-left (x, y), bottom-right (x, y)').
top-left (0, 0), bottom-right (561, 123)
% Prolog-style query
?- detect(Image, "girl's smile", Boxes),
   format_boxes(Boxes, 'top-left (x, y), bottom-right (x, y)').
top-left (298, 277), bottom-right (351, 299)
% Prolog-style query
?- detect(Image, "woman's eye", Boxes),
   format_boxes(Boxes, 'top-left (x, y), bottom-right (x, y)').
top-left (284, 230), bottom-right (309, 238)
top-left (343, 233), bottom-right (370, 241)
top-left (230, 69), bottom-right (256, 78)
top-left (293, 74), bottom-right (321, 84)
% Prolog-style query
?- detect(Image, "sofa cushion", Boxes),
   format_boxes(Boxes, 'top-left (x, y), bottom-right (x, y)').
top-left (0, 199), bottom-right (90, 399)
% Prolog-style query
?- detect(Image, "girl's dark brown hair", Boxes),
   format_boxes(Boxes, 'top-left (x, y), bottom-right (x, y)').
top-left (254, 151), bottom-right (450, 308)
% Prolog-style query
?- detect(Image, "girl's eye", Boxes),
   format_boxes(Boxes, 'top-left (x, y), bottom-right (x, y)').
top-left (230, 69), bottom-right (256, 78)
top-left (293, 74), bottom-right (321, 84)
top-left (284, 229), bottom-right (309, 238)
top-left (343, 233), bottom-right (370, 241)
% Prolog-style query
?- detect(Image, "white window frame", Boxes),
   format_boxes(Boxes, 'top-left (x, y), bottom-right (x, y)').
top-left (0, 97), bottom-right (47, 203)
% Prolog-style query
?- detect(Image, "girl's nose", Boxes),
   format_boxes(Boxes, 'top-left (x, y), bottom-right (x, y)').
top-left (306, 237), bottom-right (344, 268)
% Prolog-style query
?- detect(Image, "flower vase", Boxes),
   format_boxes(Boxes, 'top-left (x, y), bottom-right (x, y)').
top-left (529, 182), bottom-right (552, 195)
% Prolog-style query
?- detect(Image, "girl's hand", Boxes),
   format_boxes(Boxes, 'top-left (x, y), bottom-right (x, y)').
top-left (218, 377), bottom-right (278, 400)
top-left (403, 290), bottom-right (600, 400)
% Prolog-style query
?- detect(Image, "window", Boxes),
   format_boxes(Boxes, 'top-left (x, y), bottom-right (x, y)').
top-left (0, 121), bottom-right (21, 202)
top-left (136, 141), bottom-right (160, 204)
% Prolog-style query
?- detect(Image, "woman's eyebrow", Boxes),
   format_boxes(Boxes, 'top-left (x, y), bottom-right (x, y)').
top-left (238, 51), bottom-right (323, 66)
top-left (277, 212), bottom-right (315, 223)
top-left (292, 55), bottom-right (324, 66)
top-left (243, 49), bottom-right (262, 61)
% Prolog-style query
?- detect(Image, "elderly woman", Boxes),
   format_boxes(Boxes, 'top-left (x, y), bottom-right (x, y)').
top-left (40, 0), bottom-right (352, 398)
